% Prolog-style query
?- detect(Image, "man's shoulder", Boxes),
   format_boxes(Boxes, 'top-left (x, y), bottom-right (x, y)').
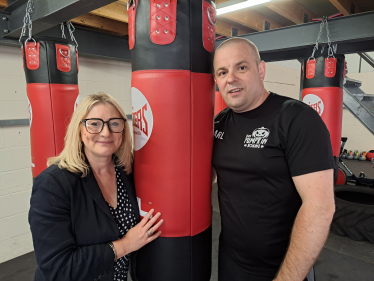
top-left (214, 107), bottom-right (231, 125)
top-left (271, 92), bottom-right (314, 119)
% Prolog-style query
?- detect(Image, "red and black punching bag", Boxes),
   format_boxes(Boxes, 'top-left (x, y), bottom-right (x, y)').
top-left (21, 37), bottom-right (79, 178)
top-left (128, 0), bottom-right (215, 280)
top-left (302, 54), bottom-right (345, 178)
top-left (215, 84), bottom-right (227, 116)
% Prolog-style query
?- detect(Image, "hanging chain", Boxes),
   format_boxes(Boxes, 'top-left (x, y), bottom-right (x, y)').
top-left (19, 0), bottom-right (35, 46)
top-left (66, 21), bottom-right (78, 50)
top-left (308, 17), bottom-right (325, 60)
top-left (309, 16), bottom-right (337, 60)
top-left (324, 18), bottom-right (335, 58)
top-left (61, 23), bottom-right (66, 39)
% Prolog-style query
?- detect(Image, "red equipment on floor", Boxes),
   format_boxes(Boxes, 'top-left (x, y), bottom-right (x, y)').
top-left (129, 0), bottom-right (215, 279)
top-left (22, 36), bottom-right (79, 178)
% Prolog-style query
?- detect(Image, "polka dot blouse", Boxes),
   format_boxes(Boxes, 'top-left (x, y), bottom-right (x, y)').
top-left (108, 167), bottom-right (137, 281)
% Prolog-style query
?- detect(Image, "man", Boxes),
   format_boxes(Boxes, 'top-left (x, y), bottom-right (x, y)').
top-left (212, 38), bottom-right (335, 281)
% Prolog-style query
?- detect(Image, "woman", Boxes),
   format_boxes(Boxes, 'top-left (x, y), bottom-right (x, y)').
top-left (29, 92), bottom-right (163, 281)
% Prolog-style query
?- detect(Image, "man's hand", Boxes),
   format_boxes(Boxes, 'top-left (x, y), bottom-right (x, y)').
top-left (274, 169), bottom-right (335, 281)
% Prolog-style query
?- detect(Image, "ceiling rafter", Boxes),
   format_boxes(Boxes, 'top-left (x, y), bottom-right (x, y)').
top-left (0, 0), bottom-right (128, 36)
top-left (263, 0), bottom-right (316, 24)
top-left (90, 2), bottom-right (128, 23)
top-left (216, 18), bottom-right (254, 37)
top-left (0, 0), bottom-right (7, 7)
top-left (71, 14), bottom-right (128, 36)
top-left (216, 0), bottom-right (283, 31)
top-left (329, 0), bottom-right (363, 15)
top-left (222, 8), bottom-right (283, 31)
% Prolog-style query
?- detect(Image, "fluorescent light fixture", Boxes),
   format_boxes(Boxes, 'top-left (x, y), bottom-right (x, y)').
top-left (216, 0), bottom-right (271, 15)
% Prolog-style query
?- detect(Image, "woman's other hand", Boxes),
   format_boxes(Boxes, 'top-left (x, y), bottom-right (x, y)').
top-left (113, 209), bottom-right (163, 259)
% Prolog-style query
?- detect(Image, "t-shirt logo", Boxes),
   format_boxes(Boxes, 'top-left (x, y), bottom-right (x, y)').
top-left (244, 127), bottom-right (270, 148)
top-left (214, 130), bottom-right (224, 140)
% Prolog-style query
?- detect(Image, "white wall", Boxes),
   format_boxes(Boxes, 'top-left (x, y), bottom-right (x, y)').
top-left (0, 44), bottom-right (132, 263)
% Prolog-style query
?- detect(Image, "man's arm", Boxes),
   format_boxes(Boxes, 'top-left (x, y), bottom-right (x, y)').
top-left (274, 169), bottom-right (335, 281)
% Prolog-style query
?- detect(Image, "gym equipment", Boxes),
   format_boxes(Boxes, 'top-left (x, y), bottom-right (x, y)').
top-left (359, 151), bottom-right (366, 161)
top-left (20, 1), bottom-right (79, 179)
top-left (129, 0), bottom-right (215, 280)
top-left (341, 149), bottom-right (347, 159)
top-left (331, 184), bottom-right (374, 244)
top-left (301, 17), bottom-right (345, 182)
top-left (335, 137), bottom-right (374, 188)
top-left (367, 150), bottom-right (374, 161)
top-left (353, 150), bottom-right (359, 160)
top-left (346, 150), bottom-right (353, 160)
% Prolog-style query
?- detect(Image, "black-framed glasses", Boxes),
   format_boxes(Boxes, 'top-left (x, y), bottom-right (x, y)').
top-left (81, 118), bottom-right (126, 134)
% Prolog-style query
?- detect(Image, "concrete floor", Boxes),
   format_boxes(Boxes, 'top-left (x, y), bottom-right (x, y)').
top-left (1, 159), bottom-right (373, 281)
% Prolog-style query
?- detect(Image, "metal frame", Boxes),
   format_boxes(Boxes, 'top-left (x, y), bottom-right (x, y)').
top-left (0, 0), bottom-right (118, 39)
top-left (216, 11), bottom-right (374, 62)
top-left (0, 3), bottom-right (373, 62)
top-left (0, 25), bottom-right (131, 61)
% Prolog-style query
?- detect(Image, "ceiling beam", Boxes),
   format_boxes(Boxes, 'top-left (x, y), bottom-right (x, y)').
top-left (221, 7), bottom-right (283, 31)
top-left (0, 0), bottom-right (118, 39)
top-left (216, 0), bottom-right (283, 31)
top-left (71, 13), bottom-right (128, 36)
top-left (263, 0), bottom-right (316, 24)
top-left (90, 2), bottom-right (128, 23)
top-left (329, 0), bottom-right (363, 16)
top-left (215, 11), bottom-right (374, 62)
top-left (216, 18), bottom-right (254, 37)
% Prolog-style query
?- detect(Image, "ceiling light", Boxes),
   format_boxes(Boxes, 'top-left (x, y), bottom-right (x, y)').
top-left (216, 0), bottom-right (271, 15)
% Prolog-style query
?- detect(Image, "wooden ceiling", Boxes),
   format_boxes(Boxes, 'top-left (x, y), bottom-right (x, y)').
top-left (0, 0), bottom-right (373, 38)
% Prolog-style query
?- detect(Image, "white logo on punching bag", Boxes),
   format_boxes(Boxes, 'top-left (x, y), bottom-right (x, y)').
top-left (131, 87), bottom-right (153, 151)
top-left (302, 94), bottom-right (324, 116)
top-left (27, 96), bottom-right (33, 127)
top-left (74, 94), bottom-right (80, 111)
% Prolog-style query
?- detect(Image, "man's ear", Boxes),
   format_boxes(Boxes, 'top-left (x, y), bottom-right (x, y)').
top-left (258, 61), bottom-right (266, 81)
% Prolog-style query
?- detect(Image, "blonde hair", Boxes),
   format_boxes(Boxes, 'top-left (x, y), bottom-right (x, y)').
top-left (215, 37), bottom-right (261, 65)
top-left (47, 92), bottom-right (133, 176)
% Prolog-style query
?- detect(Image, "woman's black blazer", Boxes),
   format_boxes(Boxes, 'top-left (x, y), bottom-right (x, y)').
top-left (29, 164), bottom-right (140, 281)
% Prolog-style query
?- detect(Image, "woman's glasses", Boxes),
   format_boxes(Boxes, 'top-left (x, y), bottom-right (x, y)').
top-left (81, 118), bottom-right (126, 134)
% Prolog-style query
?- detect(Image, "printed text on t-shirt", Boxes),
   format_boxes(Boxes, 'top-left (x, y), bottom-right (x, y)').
top-left (244, 127), bottom-right (270, 148)
top-left (214, 130), bottom-right (224, 139)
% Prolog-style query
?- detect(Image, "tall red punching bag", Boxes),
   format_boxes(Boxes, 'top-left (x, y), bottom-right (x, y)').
top-left (301, 54), bottom-right (345, 178)
top-left (22, 35), bottom-right (79, 179)
top-left (128, 0), bottom-right (215, 280)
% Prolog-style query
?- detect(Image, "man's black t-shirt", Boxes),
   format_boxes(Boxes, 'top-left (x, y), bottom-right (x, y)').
top-left (212, 92), bottom-right (335, 277)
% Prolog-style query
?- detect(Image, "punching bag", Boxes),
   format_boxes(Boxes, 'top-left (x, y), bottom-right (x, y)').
top-left (129, 0), bottom-right (215, 280)
top-left (22, 37), bottom-right (79, 178)
top-left (215, 84), bottom-right (227, 116)
top-left (302, 54), bottom-right (345, 178)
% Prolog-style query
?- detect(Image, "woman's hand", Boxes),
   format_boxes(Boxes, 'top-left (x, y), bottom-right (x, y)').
top-left (113, 209), bottom-right (163, 259)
